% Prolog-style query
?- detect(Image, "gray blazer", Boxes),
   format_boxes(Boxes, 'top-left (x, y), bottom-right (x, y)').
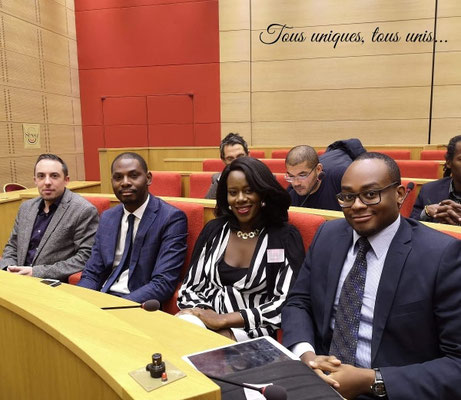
top-left (204, 172), bottom-right (220, 200)
top-left (0, 189), bottom-right (99, 281)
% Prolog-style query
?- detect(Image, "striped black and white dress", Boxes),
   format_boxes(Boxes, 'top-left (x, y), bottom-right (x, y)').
top-left (178, 218), bottom-right (305, 338)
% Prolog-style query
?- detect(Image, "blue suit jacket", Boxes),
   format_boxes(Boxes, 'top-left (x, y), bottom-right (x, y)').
top-left (282, 217), bottom-right (461, 400)
top-left (410, 177), bottom-right (451, 220)
top-left (78, 195), bottom-right (187, 304)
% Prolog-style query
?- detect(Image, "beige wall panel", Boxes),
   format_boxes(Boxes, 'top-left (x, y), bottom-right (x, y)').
top-left (72, 97), bottom-right (82, 125)
top-left (435, 17), bottom-right (460, 51)
top-left (0, 89), bottom-right (9, 122)
top-left (431, 119), bottom-right (461, 144)
top-left (438, 1), bottom-right (461, 17)
top-left (220, 61), bottom-right (250, 92)
top-left (434, 52), bottom-right (461, 85)
top-left (432, 86), bottom-right (461, 118)
top-left (221, 122), bottom-right (251, 140)
top-left (44, 62), bottom-right (72, 95)
top-left (70, 68), bottom-right (80, 96)
top-left (219, 0), bottom-right (250, 31)
top-left (253, 19), bottom-right (434, 61)
top-left (49, 124), bottom-right (76, 153)
top-left (68, 39), bottom-right (79, 69)
top-left (252, 87), bottom-right (430, 122)
top-left (66, 0), bottom-right (75, 11)
top-left (41, 29), bottom-right (69, 66)
top-left (3, 14), bottom-right (39, 58)
top-left (0, 122), bottom-right (11, 154)
top-left (46, 94), bottom-right (73, 124)
top-left (39, 0), bottom-right (67, 35)
top-left (9, 87), bottom-right (44, 123)
top-left (252, 54), bottom-right (432, 92)
top-left (64, 153), bottom-right (78, 179)
top-left (76, 153), bottom-right (85, 180)
top-left (0, 158), bottom-right (12, 185)
top-left (66, 8), bottom-right (76, 38)
top-left (221, 92), bottom-right (250, 122)
top-left (251, 0), bottom-right (435, 30)
top-left (251, 120), bottom-right (430, 146)
top-left (74, 125), bottom-right (83, 152)
top-left (5, 51), bottom-right (42, 92)
top-left (10, 122), bottom-right (44, 157)
top-left (12, 156), bottom-right (40, 187)
top-left (1, 0), bottom-right (38, 24)
top-left (220, 30), bottom-right (250, 62)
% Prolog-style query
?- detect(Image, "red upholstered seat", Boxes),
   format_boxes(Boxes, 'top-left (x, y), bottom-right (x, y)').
top-left (420, 150), bottom-right (446, 160)
top-left (189, 172), bottom-right (215, 198)
top-left (274, 173), bottom-right (290, 189)
top-left (271, 150), bottom-right (290, 159)
top-left (69, 196), bottom-right (112, 285)
top-left (441, 230), bottom-right (461, 240)
top-left (249, 150), bottom-right (265, 158)
top-left (288, 211), bottom-right (326, 251)
top-left (317, 149), bottom-right (325, 155)
top-left (400, 179), bottom-right (417, 218)
top-left (261, 159), bottom-right (286, 173)
top-left (396, 160), bottom-right (440, 179)
top-left (376, 150), bottom-right (411, 160)
top-left (203, 159), bottom-right (225, 172)
top-left (3, 183), bottom-right (27, 192)
top-left (162, 201), bottom-right (204, 315)
top-left (148, 171), bottom-right (182, 197)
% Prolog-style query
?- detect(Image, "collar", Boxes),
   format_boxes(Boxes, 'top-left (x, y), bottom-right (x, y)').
top-left (123, 195), bottom-right (150, 221)
top-left (352, 216), bottom-right (401, 259)
top-left (38, 189), bottom-right (65, 212)
top-left (449, 179), bottom-right (461, 202)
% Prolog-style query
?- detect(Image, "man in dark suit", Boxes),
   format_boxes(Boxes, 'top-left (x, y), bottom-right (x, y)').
top-left (78, 152), bottom-right (187, 304)
top-left (282, 152), bottom-right (461, 400)
top-left (205, 133), bottom-right (249, 199)
top-left (0, 153), bottom-right (99, 281)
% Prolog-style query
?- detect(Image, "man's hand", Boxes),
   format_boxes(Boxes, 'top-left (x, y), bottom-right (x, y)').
top-left (7, 266), bottom-right (33, 276)
top-left (433, 200), bottom-right (461, 225)
top-left (312, 359), bottom-right (375, 400)
top-left (300, 352), bottom-right (341, 389)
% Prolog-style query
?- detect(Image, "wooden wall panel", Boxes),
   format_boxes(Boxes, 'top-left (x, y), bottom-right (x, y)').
top-left (431, 119), bottom-right (461, 144)
top-left (220, 31), bottom-right (250, 62)
top-left (0, 1), bottom-right (83, 187)
top-left (438, 1), bottom-right (461, 17)
top-left (221, 92), bottom-right (250, 122)
top-left (219, 0), bottom-right (250, 31)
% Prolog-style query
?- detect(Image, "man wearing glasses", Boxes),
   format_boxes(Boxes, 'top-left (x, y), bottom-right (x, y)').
top-left (282, 152), bottom-right (461, 400)
top-left (285, 145), bottom-right (344, 210)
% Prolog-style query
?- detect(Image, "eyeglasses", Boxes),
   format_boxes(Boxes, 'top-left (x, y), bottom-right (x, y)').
top-left (336, 182), bottom-right (399, 208)
top-left (285, 164), bottom-right (317, 183)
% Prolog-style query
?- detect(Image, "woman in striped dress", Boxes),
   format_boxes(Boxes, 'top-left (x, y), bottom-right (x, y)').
top-left (177, 157), bottom-right (305, 341)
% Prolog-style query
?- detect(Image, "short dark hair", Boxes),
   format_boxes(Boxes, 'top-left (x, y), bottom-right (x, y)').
top-left (34, 154), bottom-right (68, 177)
top-left (219, 133), bottom-right (249, 160)
top-left (444, 135), bottom-right (461, 177)
top-left (354, 152), bottom-right (401, 184)
top-left (111, 152), bottom-right (148, 173)
top-left (215, 157), bottom-right (291, 230)
top-left (285, 145), bottom-right (319, 167)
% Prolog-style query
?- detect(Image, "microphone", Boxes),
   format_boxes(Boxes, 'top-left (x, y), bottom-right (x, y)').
top-left (402, 182), bottom-right (415, 203)
top-left (101, 299), bottom-right (160, 312)
top-left (205, 373), bottom-right (287, 400)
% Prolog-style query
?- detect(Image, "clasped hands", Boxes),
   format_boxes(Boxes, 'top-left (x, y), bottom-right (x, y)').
top-left (427, 200), bottom-right (461, 225)
top-left (301, 351), bottom-right (374, 400)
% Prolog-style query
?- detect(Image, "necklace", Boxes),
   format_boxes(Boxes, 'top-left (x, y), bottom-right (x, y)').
top-left (236, 229), bottom-right (260, 240)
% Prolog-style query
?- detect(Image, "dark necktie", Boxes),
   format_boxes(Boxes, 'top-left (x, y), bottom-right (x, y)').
top-left (329, 236), bottom-right (371, 365)
top-left (102, 213), bottom-right (135, 292)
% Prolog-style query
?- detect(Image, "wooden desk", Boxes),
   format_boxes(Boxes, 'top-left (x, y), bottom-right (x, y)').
top-left (0, 272), bottom-right (231, 400)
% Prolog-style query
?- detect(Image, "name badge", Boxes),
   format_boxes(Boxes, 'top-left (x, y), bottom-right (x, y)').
top-left (267, 249), bottom-right (285, 263)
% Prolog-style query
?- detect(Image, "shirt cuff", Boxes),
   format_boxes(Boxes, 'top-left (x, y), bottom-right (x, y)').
top-left (420, 209), bottom-right (431, 221)
top-left (290, 342), bottom-right (316, 358)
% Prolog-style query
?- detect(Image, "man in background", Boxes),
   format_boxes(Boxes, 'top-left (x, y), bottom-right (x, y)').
top-left (205, 132), bottom-right (249, 199)
top-left (0, 153), bottom-right (99, 281)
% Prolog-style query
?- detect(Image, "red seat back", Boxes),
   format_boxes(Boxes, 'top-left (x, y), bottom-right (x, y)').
top-left (261, 159), bottom-right (286, 173)
top-left (288, 211), bottom-right (326, 251)
top-left (249, 150), bottom-right (265, 158)
top-left (83, 196), bottom-right (111, 215)
top-left (3, 183), bottom-right (27, 192)
top-left (148, 171), bottom-right (182, 197)
top-left (420, 150), bottom-right (447, 160)
top-left (396, 160), bottom-right (440, 179)
top-left (271, 150), bottom-right (290, 159)
top-left (203, 159), bottom-right (225, 172)
top-left (441, 230), bottom-right (461, 240)
top-left (274, 173), bottom-right (290, 189)
top-left (376, 150), bottom-right (411, 160)
top-left (189, 172), bottom-right (215, 198)
top-left (163, 201), bottom-right (205, 315)
top-left (400, 180), bottom-right (417, 218)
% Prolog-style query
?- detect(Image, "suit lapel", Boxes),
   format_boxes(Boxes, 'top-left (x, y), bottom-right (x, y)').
top-left (129, 196), bottom-right (158, 274)
top-left (106, 206), bottom-right (124, 268)
top-left (321, 224), bottom-right (353, 338)
top-left (371, 218), bottom-right (412, 364)
top-left (18, 198), bottom-right (41, 265)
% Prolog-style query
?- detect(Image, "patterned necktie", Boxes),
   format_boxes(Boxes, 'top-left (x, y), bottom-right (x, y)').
top-left (101, 213), bottom-right (135, 292)
top-left (329, 236), bottom-right (371, 365)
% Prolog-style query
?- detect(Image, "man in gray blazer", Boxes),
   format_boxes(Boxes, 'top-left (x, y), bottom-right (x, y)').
top-left (0, 154), bottom-right (99, 281)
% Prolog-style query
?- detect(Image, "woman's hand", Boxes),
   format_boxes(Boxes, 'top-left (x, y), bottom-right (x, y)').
top-left (176, 308), bottom-right (244, 331)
